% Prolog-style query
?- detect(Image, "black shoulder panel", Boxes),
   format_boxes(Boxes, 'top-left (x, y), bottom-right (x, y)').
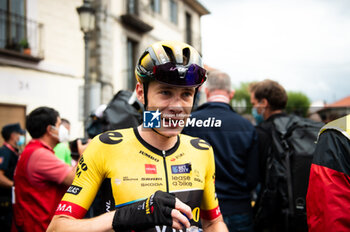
top-left (313, 130), bottom-right (350, 176)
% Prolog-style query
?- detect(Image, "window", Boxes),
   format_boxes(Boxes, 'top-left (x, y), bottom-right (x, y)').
top-left (0, 0), bottom-right (26, 51)
top-left (169, 0), bottom-right (178, 24)
top-left (127, 0), bottom-right (138, 15)
top-left (185, 12), bottom-right (192, 45)
top-left (127, 39), bottom-right (138, 90)
top-left (151, 0), bottom-right (161, 14)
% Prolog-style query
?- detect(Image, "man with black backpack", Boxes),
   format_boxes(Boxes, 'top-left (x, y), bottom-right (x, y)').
top-left (249, 79), bottom-right (323, 232)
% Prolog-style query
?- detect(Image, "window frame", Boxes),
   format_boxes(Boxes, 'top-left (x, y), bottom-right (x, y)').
top-left (169, 0), bottom-right (178, 24)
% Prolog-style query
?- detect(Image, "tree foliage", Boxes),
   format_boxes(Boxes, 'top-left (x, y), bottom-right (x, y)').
top-left (286, 91), bottom-right (311, 117)
top-left (231, 82), bottom-right (252, 114)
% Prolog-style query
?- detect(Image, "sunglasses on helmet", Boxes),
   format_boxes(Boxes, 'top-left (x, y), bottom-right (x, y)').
top-left (152, 62), bottom-right (207, 87)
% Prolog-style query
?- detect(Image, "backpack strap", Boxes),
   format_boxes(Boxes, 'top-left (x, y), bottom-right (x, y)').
top-left (271, 116), bottom-right (296, 231)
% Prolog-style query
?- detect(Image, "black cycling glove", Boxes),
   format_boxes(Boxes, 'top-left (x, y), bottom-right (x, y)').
top-left (112, 190), bottom-right (176, 231)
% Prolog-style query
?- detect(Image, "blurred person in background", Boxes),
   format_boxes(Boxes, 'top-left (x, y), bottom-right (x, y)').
top-left (249, 80), bottom-right (322, 232)
top-left (0, 123), bottom-right (25, 232)
top-left (12, 107), bottom-right (87, 232)
top-left (183, 70), bottom-right (259, 232)
top-left (53, 118), bottom-right (72, 165)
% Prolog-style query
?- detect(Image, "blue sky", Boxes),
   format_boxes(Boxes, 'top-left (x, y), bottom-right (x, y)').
top-left (200, 0), bottom-right (350, 104)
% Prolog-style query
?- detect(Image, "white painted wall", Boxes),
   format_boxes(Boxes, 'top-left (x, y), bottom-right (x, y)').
top-left (0, 0), bottom-right (85, 138)
top-left (0, 0), bottom-right (206, 138)
top-left (0, 66), bottom-right (84, 138)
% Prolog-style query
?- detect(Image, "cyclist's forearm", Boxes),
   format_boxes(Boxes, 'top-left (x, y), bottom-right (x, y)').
top-left (47, 212), bottom-right (115, 232)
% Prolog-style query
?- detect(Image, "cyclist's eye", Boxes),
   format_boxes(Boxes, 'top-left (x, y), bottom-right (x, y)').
top-left (160, 90), bottom-right (171, 96)
top-left (183, 92), bottom-right (192, 98)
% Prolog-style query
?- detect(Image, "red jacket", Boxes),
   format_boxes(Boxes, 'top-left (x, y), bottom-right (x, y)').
top-left (12, 140), bottom-right (68, 232)
top-left (307, 115), bottom-right (350, 231)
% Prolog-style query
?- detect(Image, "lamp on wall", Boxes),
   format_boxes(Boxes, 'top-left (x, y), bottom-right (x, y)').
top-left (77, 0), bottom-right (95, 136)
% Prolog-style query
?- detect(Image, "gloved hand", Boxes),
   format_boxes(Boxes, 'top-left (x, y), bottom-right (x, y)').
top-left (112, 190), bottom-right (176, 231)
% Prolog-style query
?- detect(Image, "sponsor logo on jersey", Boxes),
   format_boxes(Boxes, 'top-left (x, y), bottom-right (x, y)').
top-left (141, 177), bottom-right (163, 187)
top-left (143, 110), bottom-right (161, 128)
top-left (114, 178), bottom-right (121, 185)
top-left (106, 200), bottom-right (111, 212)
top-left (141, 182), bottom-right (163, 187)
top-left (171, 175), bottom-right (192, 186)
top-left (99, 131), bottom-right (123, 145)
top-left (190, 138), bottom-right (211, 150)
top-left (123, 176), bottom-right (138, 181)
top-left (139, 150), bottom-right (159, 162)
top-left (194, 169), bottom-right (200, 177)
top-left (76, 156), bottom-right (88, 178)
top-left (145, 164), bottom-right (157, 174)
top-left (56, 203), bottom-right (72, 213)
top-left (141, 177), bottom-right (162, 181)
top-left (67, 185), bottom-right (82, 195)
top-left (170, 152), bottom-right (185, 162)
top-left (171, 163), bottom-right (191, 174)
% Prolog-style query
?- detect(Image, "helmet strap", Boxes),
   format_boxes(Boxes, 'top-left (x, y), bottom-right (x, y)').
top-left (192, 88), bottom-right (199, 110)
top-left (143, 82), bottom-right (149, 110)
top-left (151, 128), bottom-right (172, 138)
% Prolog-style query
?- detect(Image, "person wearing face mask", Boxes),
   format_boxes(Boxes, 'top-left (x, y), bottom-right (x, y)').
top-left (53, 118), bottom-right (72, 165)
top-left (249, 80), bottom-right (289, 231)
top-left (12, 107), bottom-right (88, 232)
top-left (0, 123), bottom-right (25, 231)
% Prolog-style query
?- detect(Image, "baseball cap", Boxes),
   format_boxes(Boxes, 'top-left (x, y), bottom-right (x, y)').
top-left (1, 123), bottom-right (25, 139)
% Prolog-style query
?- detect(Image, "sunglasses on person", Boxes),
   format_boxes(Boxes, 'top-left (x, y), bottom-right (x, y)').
top-left (152, 62), bottom-right (207, 87)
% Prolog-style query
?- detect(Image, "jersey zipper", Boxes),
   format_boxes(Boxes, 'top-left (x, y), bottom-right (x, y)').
top-left (162, 150), bottom-right (169, 193)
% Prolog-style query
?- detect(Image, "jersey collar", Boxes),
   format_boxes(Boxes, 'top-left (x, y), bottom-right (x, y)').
top-left (133, 127), bottom-right (180, 157)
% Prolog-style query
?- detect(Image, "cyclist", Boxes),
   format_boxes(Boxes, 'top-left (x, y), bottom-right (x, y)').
top-left (47, 41), bottom-right (228, 232)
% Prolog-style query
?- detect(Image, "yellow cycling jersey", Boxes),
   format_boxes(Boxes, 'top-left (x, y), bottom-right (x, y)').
top-left (55, 128), bottom-right (221, 231)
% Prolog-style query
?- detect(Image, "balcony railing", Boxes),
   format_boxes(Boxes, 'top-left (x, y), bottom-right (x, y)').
top-left (121, 0), bottom-right (153, 33)
top-left (0, 8), bottom-right (44, 61)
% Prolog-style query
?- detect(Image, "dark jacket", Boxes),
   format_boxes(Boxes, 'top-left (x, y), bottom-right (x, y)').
top-left (0, 144), bottom-right (18, 200)
top-left (307, 115), bottom-right (350, 232)
top-left (182, 102), bottom-right (259, 215)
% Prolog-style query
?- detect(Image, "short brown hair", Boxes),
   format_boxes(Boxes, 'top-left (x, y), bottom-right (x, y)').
top-left (249, 79), bottom-right (287, 111)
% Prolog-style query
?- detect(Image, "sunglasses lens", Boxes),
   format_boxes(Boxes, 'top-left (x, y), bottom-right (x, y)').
top-left (153, 63), bottom-right (206, 87)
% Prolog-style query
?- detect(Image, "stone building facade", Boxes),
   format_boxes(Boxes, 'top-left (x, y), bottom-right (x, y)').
top-left (0, 0), bottom-right (209, 140)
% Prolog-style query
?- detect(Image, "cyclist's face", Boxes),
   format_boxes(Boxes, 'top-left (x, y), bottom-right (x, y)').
top-left (137, 81), bottom-right (196, 136)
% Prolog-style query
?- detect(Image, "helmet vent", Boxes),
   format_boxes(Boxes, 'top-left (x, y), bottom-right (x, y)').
top-left (162, 45), bottom-right (176, 63)
top-left (182, 48), bottom-right (190, 65)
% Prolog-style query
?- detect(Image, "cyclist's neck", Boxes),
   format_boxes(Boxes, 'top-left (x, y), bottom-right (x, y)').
top-left (137, 126), bottom-right (178, 151)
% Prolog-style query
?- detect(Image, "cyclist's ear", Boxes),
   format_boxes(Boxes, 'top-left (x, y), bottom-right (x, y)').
top-left (135, 82), bottom-right (145, 104)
